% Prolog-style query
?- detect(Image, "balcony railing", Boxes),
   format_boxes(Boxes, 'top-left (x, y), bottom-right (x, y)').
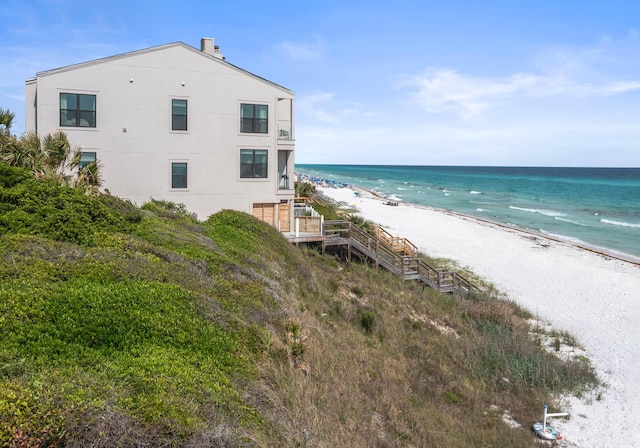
top-left (278, 121), bottom-right (292, 140)
top-left (279, 174), bottom-right (290, 190)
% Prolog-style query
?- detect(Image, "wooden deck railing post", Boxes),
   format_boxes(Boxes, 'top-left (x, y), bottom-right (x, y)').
top-left (325, 220), bottom-right (478, 296)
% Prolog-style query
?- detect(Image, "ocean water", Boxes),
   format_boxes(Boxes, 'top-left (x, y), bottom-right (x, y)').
top-left (296, 165), bottom-right (640, 262)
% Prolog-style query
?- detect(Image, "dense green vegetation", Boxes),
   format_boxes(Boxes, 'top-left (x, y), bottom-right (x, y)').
top-left (0, 164), bottom-right (598, 447)
top-left (0, 108), bottom-right (102, 193)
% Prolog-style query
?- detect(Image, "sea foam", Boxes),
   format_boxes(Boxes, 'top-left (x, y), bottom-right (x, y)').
top-left (539, 230), bottom-right (587, 246)
top-left (555, 217), bottom-right (587, 226)
top-left (601, 219), bottom-right (640, 229)
top-left (510, 206), bottom-right (566, 217)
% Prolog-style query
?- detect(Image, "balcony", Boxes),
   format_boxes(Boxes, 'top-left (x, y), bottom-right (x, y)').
top-left (279, 173), bottom-right (290, 190)
top-left (278, 149), bottom-right (293, 192)
top-left (278, 120), bottom-right (293, 140)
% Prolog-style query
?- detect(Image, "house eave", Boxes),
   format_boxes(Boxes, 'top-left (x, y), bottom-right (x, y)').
top-left (32, 41), bottom-right (294, 95)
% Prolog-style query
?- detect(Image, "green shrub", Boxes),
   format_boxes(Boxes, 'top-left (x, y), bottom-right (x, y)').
top-left (359, 310), bottom-right (376, 334)
top-left (294, 181), bottom-right (316, 198)
top-left (0, 277), bottom-right (255, 442)
top-left (141, 199), bottom-right (193, 219)
top-left (0, 178), bottom-right (132, 245)
top-left (99, 194), bottom-right (143, 223)
top-left (205, 209), bottom-right (292, 264)
top-left (0, 163), bottom-right (31, 188)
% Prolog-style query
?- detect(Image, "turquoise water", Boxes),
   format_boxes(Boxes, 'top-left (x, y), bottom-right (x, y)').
top-left (296, 165), bottom-right (640, 262)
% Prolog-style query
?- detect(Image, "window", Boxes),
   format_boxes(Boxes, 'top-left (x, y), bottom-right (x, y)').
top-left (172, 99), bottom-right (188, 131)
top-left (240, 150), bottom-right (268, 178)
top-left (60, 93), bottom-right (96, 127)
top-left (171, 162), bottom-right (188, 188)
top-left (79, 151), bottom-right (96, 169)
top-left (240, 103), bottom-right (268, 133)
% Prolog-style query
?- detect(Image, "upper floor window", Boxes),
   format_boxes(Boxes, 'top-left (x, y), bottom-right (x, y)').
top-left (240, 104), bottom-right (268, 134)
top-left (172, 99), bottom-right (188, 131)
top-left (171, 162), bottom-right (188, 189)
top-left (240, 149), bottom-right (268, 178)
top-left (60, 93), bottom-right (96, 127)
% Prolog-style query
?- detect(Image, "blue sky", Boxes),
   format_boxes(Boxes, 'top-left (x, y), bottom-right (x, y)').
top-left (1, 0), bottom-right (639, 167)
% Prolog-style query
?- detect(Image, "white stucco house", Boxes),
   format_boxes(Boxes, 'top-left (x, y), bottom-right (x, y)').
top-left (25, 37), bottom-right (295, 229)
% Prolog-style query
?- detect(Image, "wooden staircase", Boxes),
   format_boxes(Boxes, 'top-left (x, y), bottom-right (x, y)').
top-left (322, 221), bottom-right (480, 297)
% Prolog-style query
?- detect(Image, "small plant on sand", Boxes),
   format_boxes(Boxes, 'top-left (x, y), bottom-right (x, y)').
top-left (284, 319), bottom-right (308, 365)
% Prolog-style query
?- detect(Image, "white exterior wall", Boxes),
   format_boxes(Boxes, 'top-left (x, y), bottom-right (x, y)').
top-left (27, 43), bottom-right (295, 221)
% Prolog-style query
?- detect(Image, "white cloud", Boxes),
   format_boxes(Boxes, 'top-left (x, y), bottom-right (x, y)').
top-left (296, 92), bottom-right (339, 124)
top-left (274, 38), bottom-right (323, 60)
top-left (599, 80), bottom-right (640, 94)
top-left (296, 92), bottom-right (366, 125)
top-left (396, 69), bottom-right (542, 118)
top-left (397, 31), bottom-right (640, 118)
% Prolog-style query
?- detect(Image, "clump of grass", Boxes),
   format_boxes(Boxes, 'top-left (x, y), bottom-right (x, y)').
top-left (359, 309), bottom-right (376, 334)
top-left (548, 329), bottom-right (580, 348)
top-left (458, 298), bottom-right (598, 395)
top-left (284, 319), bottom-right (308, 364)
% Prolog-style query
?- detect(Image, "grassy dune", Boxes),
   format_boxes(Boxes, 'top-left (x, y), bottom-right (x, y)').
top-left (0, 164), bottom-right (598, 447)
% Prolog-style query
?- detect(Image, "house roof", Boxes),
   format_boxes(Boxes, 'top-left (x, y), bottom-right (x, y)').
top-left (30, 41), bottom-right (294, 95)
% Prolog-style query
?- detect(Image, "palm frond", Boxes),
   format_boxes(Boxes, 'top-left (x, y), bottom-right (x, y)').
top-left (42, 131), bottom-right (71, 170)
top-left (0, 107), bottom-right (15, 132)
top-left (75, 159), bottom-right (104, 193)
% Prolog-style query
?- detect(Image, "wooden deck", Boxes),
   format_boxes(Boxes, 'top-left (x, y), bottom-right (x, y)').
top-left (284, 220), bottom-right (480, 297)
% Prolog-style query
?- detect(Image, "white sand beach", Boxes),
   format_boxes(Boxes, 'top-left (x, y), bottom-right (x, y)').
top-left (318, 186), bottom-right (640, 448)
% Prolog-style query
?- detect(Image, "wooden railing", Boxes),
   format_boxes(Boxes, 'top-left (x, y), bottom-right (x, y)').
top-left (294, 196), bottom-right (316, 204)
top-left (322, 220), bottom-right (479, 297)
top-left (373, 226), bottom-right (417, 256)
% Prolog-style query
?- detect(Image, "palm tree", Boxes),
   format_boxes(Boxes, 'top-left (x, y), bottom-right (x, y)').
top-left (23, 130), bottom-right (103, 192)
top-left (0, 107), bottom-right (15, 133)
top-left (0, 107), bottom-right (103, 193)
top-left (0, 108), bottom-right (18, 155)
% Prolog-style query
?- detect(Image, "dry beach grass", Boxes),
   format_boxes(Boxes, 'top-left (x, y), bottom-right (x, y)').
top-left (319, 185), bottom-right (640, 447)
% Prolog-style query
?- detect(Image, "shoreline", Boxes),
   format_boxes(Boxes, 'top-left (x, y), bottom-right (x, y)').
top-left (351, 185), bottom-right (640, 267)
top-left (317, 184), bottom-right (640, 448)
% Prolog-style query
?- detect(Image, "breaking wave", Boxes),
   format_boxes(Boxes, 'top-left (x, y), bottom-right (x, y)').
top-left (539, 230), bottom-right (587, 245)
top-left (601, 219), bottom-right (640, 229)
top-left (509, 206), bottom-right (566, 217)
top-left (555, 217), bottom-right (587, 226)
